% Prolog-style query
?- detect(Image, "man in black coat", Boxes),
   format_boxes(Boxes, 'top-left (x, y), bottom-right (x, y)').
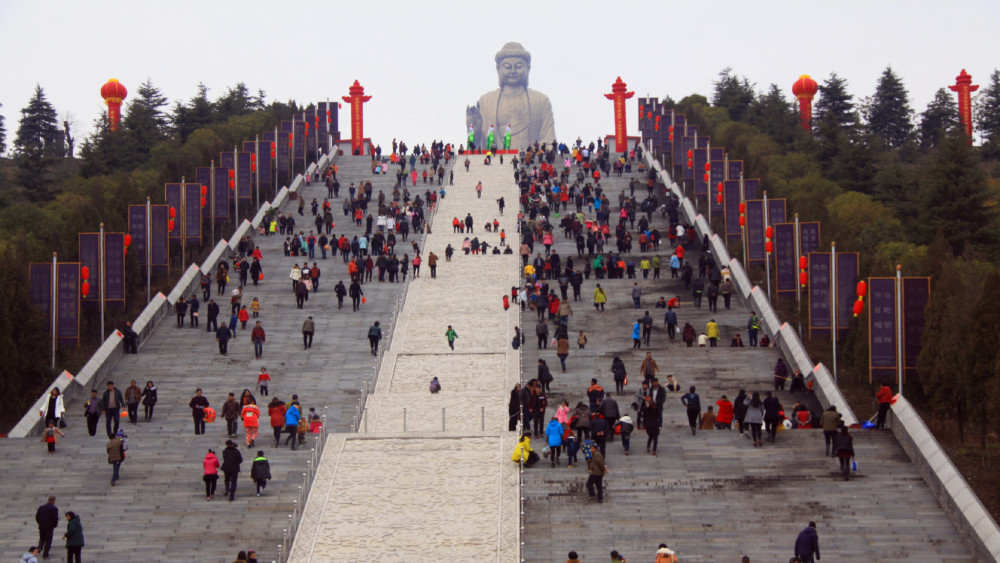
top-left (206, 300), bottom-right (220, 333)
top-left (35, 496), bottom-right (58, 559)
top-left (102, 381), bottom-right (125, 439)
top-left (221, 440), bottom-right (243, 501)
top-left (216, 324), bottom-right (232, 355)
top-left (121, 321), bottom-right (138, 354)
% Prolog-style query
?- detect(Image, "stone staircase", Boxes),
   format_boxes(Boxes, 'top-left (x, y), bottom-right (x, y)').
top-left (0, 154), bottom-right (419, 562)
top-left (518, 150), bottom-right (976, 562)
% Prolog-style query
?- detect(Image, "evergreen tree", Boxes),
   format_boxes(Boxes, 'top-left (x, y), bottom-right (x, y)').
top-left (712, 68), bottom-right (755, 122)
top-left (867, 66), bottom-right (914, 149)
top-left (78, 114), bottom-right (132, 177)
top-left (916, 129), bottom-right (993, 255)
top-left (747, 84), bottom-right (799, 147)
top-left (966, 270), bottom-right (1000, 446)
top-left (813, 73), bottom-right (857, 132)
top-left (919, 88), bottom-right (959, 150)
top-left (215, 83), bottom-right (255, 119)
top-left (974, 69), bottom-right (1000, 156)
top-left (0, 102), bottom-right (6, 155)
top-left (121, 79), bottom-right (170, 167)
top-left (171, 83), bottom-right (214, 142)
top-left (13, 85), bottom-right (63, 201)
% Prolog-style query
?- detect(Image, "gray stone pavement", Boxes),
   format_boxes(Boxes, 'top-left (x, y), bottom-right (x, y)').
top-left (0, 155), bottom-right (417, 562)
top-left (517, 154), bottom-right (975, 562)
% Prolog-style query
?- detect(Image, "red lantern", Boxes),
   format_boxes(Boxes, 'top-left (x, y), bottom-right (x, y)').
top-left (765, 240), bottom-right (773, 253)
top-left (123, 234), bottom-right (131, 248)
top-left (717, 182), bottom-right (724, 192)
top-left (739, 216), bottom-right (746, 226)
top-left (228, 169), bottom-right (235, 179)
top-left (766, 226), bottom-right (773, 239)
top-left (704, 162), bottom-right (711, 172)
top-left (703, 173), bottom-right (710, 183)
top-left (668, 134), bottom-right (674, 141)
top-left (687, 159), bottom-right (693, 168)
top-left (687, 150), bottom-right (693, 159)
top-left (800, 271), bottom-right (808, 286)
top-left (200, 196), bottom-right (206, 207)
top-left (668, 126), bottom-right (674, 133)
top-left (853, 299), bottom-right (864, 317)
top-left (81, 266), bottom-right (90, 280)
top-left (739, 203), bottom-right (746, 214)
top-left (856, 281), bottom-right (868, 299)
top-left (799, 256), bottom-right (808, 270)
top-left (201, 184), bottom-right (208, 196)
top-left (81, 281), bottom-right (90, 297)
top-left (251, 163), bottom-right (257, 172)
top-left (250, 153), bottom-right (256, 162)
top-left (168, 219), bottom-right (175, 232)
top-left (716, 193), bottom-right (723, 204)
top-left (168, 207), bottom-right (176, 219)
top-left (271, 150), bottom-right (276, 158)
top-left (288, 139), bottom-right (293, 148)
top-left (229, 179), bottom-right (235, 189)
top-left (271, 142), bottom-right (276, 150)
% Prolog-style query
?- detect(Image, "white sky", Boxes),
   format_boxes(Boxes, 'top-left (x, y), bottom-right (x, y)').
top-left (1, 0), bottom-right (998, 154)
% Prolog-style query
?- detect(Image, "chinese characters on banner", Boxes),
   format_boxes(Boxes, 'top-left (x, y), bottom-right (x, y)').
top-left (808, 252), bottom-right (832, 339)
top-left (868, 278), bottom-right (897, 383)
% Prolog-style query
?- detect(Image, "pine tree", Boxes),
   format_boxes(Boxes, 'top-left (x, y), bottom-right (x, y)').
top-left (171, 83), bottom-right (214, 142)
top-left (712, 68), bottom-right (755, 122)
top-left (916, 129), bottom-right (993, 255)
top-left (13, 85), bottom-right (63, 201)
top-left (966, 270), bottom-right (1000, 447)
top-left (974, 69), bottom-right (1000, 156)
top-left (121, 79), bottom-right (170, 167)
top-left (813, 73), bottom-right (857, 132)
top-left (747, 84), bottom-right (799, 146)
top-left (867, 66), bottom-right (914, 149)
top-left (919, 88), bottom-right (959, 150)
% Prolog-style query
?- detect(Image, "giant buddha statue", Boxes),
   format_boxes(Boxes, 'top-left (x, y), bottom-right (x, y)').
top-left (467, 42), bottom-right (556, 151)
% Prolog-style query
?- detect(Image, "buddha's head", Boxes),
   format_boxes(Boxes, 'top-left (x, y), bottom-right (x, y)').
top-left (495, 42), bottom-right (531, 88)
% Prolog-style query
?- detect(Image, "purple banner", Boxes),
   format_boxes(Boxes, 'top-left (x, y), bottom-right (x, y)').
top-left (809, 252), bottom-right (832, 339)
top-left (696, 134), bottom-right (708, 149)
top-left (185, 183), bottom-right (202, 243)
top-left (317, 102), bottom-right (329, 153)
top-left (56, 263), bottom-right (80, 347)
top-left (128, 205), bottom-right (147, 267)
top-left (165, 183), bottom-right (182, 241)
top-left (728, 160), bottom-right (743, 180)
top-left (774, 223), bottom-right (797, 297)
top-left (214, 167), bottom-right (231, 222)
top-left (149, 205), bottom-right (169, 269)
top-left (78, 233), bottom-right (100, 302)
top-left (694, 148), bottom-right (708, 196)
top-left (262, 132), bottom-right (276, 188)
top-left (681, 136), bottom-right (696, 180)
top-left (220, 151), bottom-right (234, 171)
top-left (869, 277), bottom-right (897, 383)
top-left (724, 180), bottom-right (742, 242)
top-left (671, 114), bottom-right (686, 166)
top-left (329, 102), bottom-right (339, 142)
top-left (800, 222), bottom-right (820, 254)
top-left (768, 198), bottom-right (787, 224)
top-left (836, 252), bottom-right (859, 333)
top-left (294, 120), bottom-right (306, 164)
top-left (903, 277), bottom-right (930, 371)
top-left (746, 199), bottom-right (765, 267)
top-left (237, 152), bottom-right (252, 202)
top-left (304, 109), bottom-right (317, 158)
top-left (277, 130), bottom-right (291, 186)
top-left (104, 233), bottom-right (125, 302)
top-left (743, 178), bottom-right (760, 201)
top-left (710, 147), bottom-right (724, 161)
top-left (710, 160), bottom-right (726, 212)
top-left (29, 263), bottom-right (52, 329)
top-left (196, 167), bottom-right (212, 219)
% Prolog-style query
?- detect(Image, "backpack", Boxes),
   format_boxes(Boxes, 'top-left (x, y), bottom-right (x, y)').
top-left (581, 440), bottom-right (597, 460)
top-left (429, 380), bottom-right (441, 393)
top-left (511, 336), bottom-right (521, 350)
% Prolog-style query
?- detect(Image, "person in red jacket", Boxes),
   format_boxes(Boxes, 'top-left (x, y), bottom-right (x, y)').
top-left (241, 399), bottom-right (260, 447)
top-left (203, 449), bottom-right (220, 501)
top-left (715, 395), bottom-right (734, 429)
top-left (267, 397), bottom-right (287, 447)
top-left (250, 321), bottom-right (266, 359)
top-left (875, 384), bottom-right (893, 429)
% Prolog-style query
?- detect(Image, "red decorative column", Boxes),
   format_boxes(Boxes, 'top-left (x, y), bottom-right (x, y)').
top-left (949, 69), bottom-right (979, 143)
top-left (792, 75), bottom-right (818, 131)
top-left (604, 77), bottom-right (634, 152)
top-left (100, 79), bottom-right (128, 131)
top-left (341, 80), bottom-right (372, 155)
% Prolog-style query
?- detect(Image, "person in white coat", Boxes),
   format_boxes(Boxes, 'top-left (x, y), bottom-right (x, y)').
top-left (40, 389), bottom-right (65, 428)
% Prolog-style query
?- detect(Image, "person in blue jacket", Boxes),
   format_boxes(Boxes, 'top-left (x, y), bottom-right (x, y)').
top-left (632, 320), bottom-right (642, 350)
top-left (283, 401), bottom-right (301, 450)
top-left (545, 417), bottom-right (564, 467)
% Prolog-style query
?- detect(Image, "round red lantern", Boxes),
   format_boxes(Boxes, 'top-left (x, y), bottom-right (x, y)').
top-left (687, 159), bottom-right (693, 168)
top-left (168, 219), bottom-right (175, 232)
top-left (668, 126), bottom-right (674, 133)
top-left (856, 281), bottom-right (867, 299)
top-left (704, 162), bottom-right (711, 172)
top-left (229, 179), bottom-right (235, 189)
top-left (250, 153), bottom-right (256, 162)
top-left (200, 196), bottom-right (207, 207)
top-left (800, 271), bottom-right (808, 286)
top-left (716, 193), bottom-right (723, 204)
top-left (124, 234), bottom-right (131, 248)
top-left (81, 266), bottom-right (90, 280)
top-left (739, 216), bottom-right (745, 226)
top-left (799, 256), bottom-right (808, 270)
top-left (687, 150), bottom-right (693, 159)
top-left (765, 240), bottom-right (773, 253)
top-left (739, 203), bottom-right (746, 214)
top-left (229, 169), bottom-right (235, 179)
top-left (717, 182), bottom-right (724, 192)
top-left (168, 207), bottom-right (176, 219)
top-left (703, 173), bottom-right (710, 183)
top-left (668, 134), bottom-right (674, 141)
top-left (81, 281), bottom-right (90, 297)
top-left (251, 163), bottom-right (257, 172)
top-left (766, 226), bottom-right (773, 239)
top-left (853, 299), bottom-right (864, 317)
top-left (201, 185), bottom-right (208, 196)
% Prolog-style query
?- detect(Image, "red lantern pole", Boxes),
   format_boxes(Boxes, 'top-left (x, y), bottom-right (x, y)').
top-left (795, 212), bottom-right (803, 336)
top-left (342, 80), bottom-right (372, 156)
top-left (792, 75), bottom-right (818, 131)
top-left (604, 77), bottom-right (635, 153)
top-left (949, 69), bottom-right (979, 144)
top-left (100, 79), bottom-right (128, 131)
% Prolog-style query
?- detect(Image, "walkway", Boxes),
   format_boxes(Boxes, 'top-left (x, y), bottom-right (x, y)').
top-left (288, 156), bottom-right (520, 561)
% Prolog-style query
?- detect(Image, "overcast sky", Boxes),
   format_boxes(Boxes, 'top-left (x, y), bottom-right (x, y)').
top-left (2, 0), bottom-right (998, 155)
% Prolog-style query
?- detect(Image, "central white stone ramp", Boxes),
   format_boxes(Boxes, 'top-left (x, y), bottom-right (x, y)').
top-left (290, 158), bottom-right (522, 561)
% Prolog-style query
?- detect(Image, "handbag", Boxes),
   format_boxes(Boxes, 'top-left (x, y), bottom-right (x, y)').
top-left (59, 418), bottom-right (67, 429)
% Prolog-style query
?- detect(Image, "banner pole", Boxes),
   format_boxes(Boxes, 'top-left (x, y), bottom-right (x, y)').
top-left (740, 173), bottom-right (747, 268)
top-left (146, 198), bottom-right (151, 304)
top-left (831, 241), bottom-right (838, 383)
top-left (706, 140), bottom-right (712, 225)
top-left (181, 177), bottom-right (187, 268)
top-left (210, 161), bottom-right (216, 244)
top-left (794, 213), bottom-right (802, 337)
top-left (234, 147), bottom-right (239, 227)
top-left (896, 264), bottom-right (904, 397)
top-left (255, 135), bottom-right (261, 210)
top-left (763, 191), bottom-right (771, 302)
top-left (100, 222), bottom-right (105, 343)
top-left (51, 252), bottom-right (57, 370)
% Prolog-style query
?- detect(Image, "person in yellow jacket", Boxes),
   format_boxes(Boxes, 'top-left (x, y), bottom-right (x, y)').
top-left (706, 319), bottom-right (720, 347)
top-left (511, 433), bottom-right (538, 467)
top-left (593, 284), bottom-right (607, 312)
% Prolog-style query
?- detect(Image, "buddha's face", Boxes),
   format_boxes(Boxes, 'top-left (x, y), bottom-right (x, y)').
top-left (498, 57), bottom-right (529, 88)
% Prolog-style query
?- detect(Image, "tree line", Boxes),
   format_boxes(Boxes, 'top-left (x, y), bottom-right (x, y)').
top-left (0, 80), bottom-right (301, 430)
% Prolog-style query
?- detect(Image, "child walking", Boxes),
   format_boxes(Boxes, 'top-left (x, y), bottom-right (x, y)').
top-left (41, 421), bottom-right (65, 454)
top-left (257, 368), bottom-right (270, 396)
